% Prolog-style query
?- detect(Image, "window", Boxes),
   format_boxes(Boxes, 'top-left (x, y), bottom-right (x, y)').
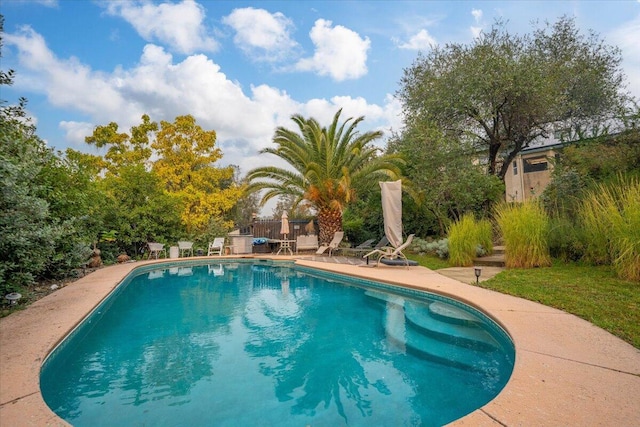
top-left (513, 160), bottom-right (518, 175)
top-left (523, 156), bottom-right (548, 173)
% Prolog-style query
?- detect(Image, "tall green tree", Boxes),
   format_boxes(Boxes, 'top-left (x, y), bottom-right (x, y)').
top-left (99, 164), bottom-right (182, 258)
top-left (246, 109), bottom-right (404, 243)
top-left (388, 124), bottom-right (504, 236)
top-left (398, 16), bottom-right (629, 180)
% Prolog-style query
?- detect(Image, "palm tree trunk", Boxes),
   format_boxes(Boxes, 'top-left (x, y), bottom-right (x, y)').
top-left (317, 207), bottom-right (343, 244)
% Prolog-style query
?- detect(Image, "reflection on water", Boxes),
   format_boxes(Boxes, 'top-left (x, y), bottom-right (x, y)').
top-left (41, 263), bottom-right (514, 426)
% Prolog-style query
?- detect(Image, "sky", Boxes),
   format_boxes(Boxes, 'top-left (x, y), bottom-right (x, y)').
top-left (2, 0), bottom-right (640, 179)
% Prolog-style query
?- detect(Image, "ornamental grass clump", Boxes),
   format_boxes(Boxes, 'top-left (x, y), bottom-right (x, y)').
top-left (495, 201), bottom-right (551, 268)
top-left (448, 213), bottom-right (493, 267)
top-left (476, 218), bottom-right (493, 256)
top-left (580, 176), bottom-right (640, 281)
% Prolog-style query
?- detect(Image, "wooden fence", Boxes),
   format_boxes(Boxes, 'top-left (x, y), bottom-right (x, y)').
top-left (238, 219), bottom-right (318, 241)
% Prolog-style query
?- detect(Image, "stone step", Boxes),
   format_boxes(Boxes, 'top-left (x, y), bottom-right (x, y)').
top-left (473, 255), bottom-right (505, 268)
top-left (492, 245), bottom-right (506, 255)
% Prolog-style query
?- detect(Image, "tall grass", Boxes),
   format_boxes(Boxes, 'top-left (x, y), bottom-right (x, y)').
top-left (495, 201), bottom-right (551, 268)
top-left (580, 176), bottom-right (640, 281)
top-left (477, 218), bottom-right (494, 255)
top-left (448, 213), bottom-right (493, 267)
top-left (547, 215), bottom-right (583, 261)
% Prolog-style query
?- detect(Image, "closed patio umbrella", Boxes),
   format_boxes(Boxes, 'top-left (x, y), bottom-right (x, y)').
top-left (380, 180), bottom-right (403, 248)
top-left (280, 211), bottom-right (290, 239)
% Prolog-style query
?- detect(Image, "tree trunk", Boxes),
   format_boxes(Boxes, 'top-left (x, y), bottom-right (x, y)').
top-left (317, 207), bottom-right (343, 244)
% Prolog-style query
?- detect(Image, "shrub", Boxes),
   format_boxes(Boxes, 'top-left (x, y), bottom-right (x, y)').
top-left (411, 237), bottom-right (449, 259)
top-left (548, 215), bottom-right (584, 262)
top-left (580, 175), bottom-right (640, 281)
top-left (0, 131), bottom-right (62, 294)
top-left (495, 201), bottom-right (551, 268)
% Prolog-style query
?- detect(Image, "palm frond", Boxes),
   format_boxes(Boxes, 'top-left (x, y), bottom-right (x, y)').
top-left (246, 109), bottom-right (405, 215)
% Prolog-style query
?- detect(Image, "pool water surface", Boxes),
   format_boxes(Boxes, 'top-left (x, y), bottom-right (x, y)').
top-left (41, 261), bottom-right (514, 426)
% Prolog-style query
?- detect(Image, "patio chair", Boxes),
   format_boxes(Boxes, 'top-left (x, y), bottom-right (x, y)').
top-left (316, 231), bottom-right (344, 256)
top-left (178, 241), bottom-right (194, 257)
top-left (208, 237), bottom-right (225, 256)
top-left (338, 238), bottom-right (376, 256)
top-left (147, 242), bottom-right (166, 259)
top-left (343, 236), bottom-right (389, 263)
top-left (363, 234), bottom-right (415, 267)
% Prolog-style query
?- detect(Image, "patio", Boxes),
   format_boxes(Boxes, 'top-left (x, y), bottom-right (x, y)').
top-left (1, 256), bottom-right (638, 426)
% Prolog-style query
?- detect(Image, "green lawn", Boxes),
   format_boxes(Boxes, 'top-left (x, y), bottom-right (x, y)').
top-left (411, 255), bottom-right (640, 349)
top-left (407, 253), bottom-right (450, 270)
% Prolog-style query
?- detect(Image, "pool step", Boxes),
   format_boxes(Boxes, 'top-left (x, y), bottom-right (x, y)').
top-left (384, 309), bottom-right (495, 371)
top-left (366, 290), bottom-right (500, 368)
top-left (405, 302), bottom-right (499, 351)
top-left (365, 289), bottom-right (406, 306)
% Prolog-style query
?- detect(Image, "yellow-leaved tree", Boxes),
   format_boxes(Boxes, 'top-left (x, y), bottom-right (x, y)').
top-left (85, 114), bottom-right (156, 174)
top-left (152, 115), bottom-right (244, 234)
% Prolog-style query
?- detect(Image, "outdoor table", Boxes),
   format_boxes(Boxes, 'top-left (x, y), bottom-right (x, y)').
top-left (276, 239), bottom-right (296, 255)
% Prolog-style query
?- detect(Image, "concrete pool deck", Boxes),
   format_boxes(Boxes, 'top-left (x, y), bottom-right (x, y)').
top-left (1, 256), bottom-right (639, 426)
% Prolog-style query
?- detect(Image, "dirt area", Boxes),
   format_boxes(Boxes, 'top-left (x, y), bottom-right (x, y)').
top-left (1, 267), bottom-right (102, 318)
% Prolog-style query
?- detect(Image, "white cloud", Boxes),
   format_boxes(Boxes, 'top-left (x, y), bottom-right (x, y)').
top-left (59, 121), bottom-right (95, 148)
top-left (223, 7), bottom-right (298, 62)
top-left (5, 26), bottom-right (136, 118)
top-left (470, 8), bottom-right (484, 38)
top-left (396, 29), bottom-right (437, 50)
top-left (105, 0), bottom-right (218, 54)
top-left (5, 26), bottom-right (395, 176)
top-left (295, 19), bottom-right (370, 81)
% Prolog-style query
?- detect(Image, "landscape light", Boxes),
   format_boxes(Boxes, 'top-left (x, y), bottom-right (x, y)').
top-left (474, 267), bottom-right (482, 284)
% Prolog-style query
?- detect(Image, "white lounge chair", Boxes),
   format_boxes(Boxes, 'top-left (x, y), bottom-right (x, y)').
top-left (208, 237), bottom-right (225, 256)
top-left (316, 231), bottom-right (344, 256)
top-left (296, 235), bottom-right (319, 254)
top-left (178, 241), bottom-right (194, 257)
top-left (364, 234), bottom-right (415, 267)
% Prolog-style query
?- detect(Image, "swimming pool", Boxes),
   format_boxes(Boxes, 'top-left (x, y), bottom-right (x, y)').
top-left (41, 260), bottom-right (514, 426)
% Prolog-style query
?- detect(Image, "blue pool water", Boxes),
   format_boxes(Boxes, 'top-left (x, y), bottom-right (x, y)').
top-left (41, 261), bottom-right (514, 426)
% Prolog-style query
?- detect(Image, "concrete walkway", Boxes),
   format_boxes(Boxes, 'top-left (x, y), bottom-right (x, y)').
top-left (436, 265), bottom-right (504, 284)
top-left (1, 257), bottom-right (639, 426)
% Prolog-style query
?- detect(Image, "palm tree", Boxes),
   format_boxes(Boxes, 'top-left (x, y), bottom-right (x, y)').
top-left (247, 109), bottom-right (404, 244)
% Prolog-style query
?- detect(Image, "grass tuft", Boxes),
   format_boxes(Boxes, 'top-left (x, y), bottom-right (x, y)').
top-left (495, 201), bottom-right (551, 268)
top-left (580, 175), bottom-right (640, 281)
top-left (448, 213), bottom-right (493, 267)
